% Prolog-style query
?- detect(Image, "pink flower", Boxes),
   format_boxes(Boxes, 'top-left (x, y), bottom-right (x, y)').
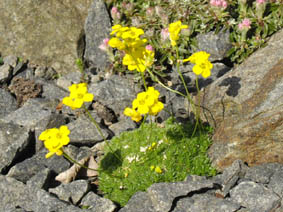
top-left (238, 18), bottom-right (251, 30)
top-left (146, 45), bottom-right (154, 51)
top-left (111, 7), bottom-right (121, 20)
top-left (210, 0), bottom-right (228, 9)
top-left (160, 28), bottom-right (170, 41)
top-left (256, 0), bottom-right (266, 4)
top-left (98, 38), bottom-right (110, 51)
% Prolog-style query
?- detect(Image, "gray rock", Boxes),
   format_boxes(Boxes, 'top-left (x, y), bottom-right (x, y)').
top-left (7, 149), bottom-right (70, 183)
top-left (0, 175), bottom-right (84, 212)
top-left (147, 175), bottom-right (216, 212)
top-left (0, 63), bottom-right (12, 83)
top-left (268, 167), bottom-right (283, 198)
top-left (36, 78), bottom-right (69, 101)
top-left (196, 28), bottom-right (283, 170)
top-left (89, 75), bottom-right (140, 116)
top-left (109, 117), bottom-right (136, 136)
top-left (155, 84), bottom-right (190, 123)
top-left (84, 0), bottom-right (111, 72)
top-left (0, 88), bottom-right (17, 118)
top-left (0, 122), bottom-right (31, 172)
top-left (119, 192), bottom-right (155, 212)
top-left (230, 181), bottom-right (281, 212)
top-left (173, 193), bottom-right (241, 212)
top-left (0, 98), bottom-right (52, 129)
top-left (245, 163), bottom-right (280, 184)
top-left (80, 191), bottom-right (117, 212)
top-left (34, 66), bottom-right (57, 80)
top-left (67, 114), bottom-right (108, 145)
top-left (26, 168), bottom-right (52, 189)
top-left (0, 0), bottom-right (93, 75)
top-left (3, 55), bottom-right (18, 68)
top-left (214, 160), bottom-right (248, 197)
top-left (49, 180), bottom-right (90, 204)
top-left (56, 71), bottom-right (84, 90)
top-left (196, 30), bottom-right (232, 61)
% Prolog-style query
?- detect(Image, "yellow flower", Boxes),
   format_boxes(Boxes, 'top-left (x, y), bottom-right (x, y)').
top-left (121, 27), bottom-right (144, 40)
top-left (62, 83), bottom-right (94, 110)
top-left (192, 60), bottom-right (213, 78)
top-left (122, 53), bottom-right (146, 72)
top-left (183, 51), bottom-right (211, 63)
top-left (183, 51), bottom-right (213, 78)
top-left (168, 21), bottom-right (188, 47)
top-left (124, 107), bottom-right (142, 122)
top-left (108, 37), bottom-right (126, 50)
top-left (154, 166), bottom-right (162, 174)
top-left (39, 125), bottom-right (70, 158)
top-left (150, 165), bottom-right (155, 171)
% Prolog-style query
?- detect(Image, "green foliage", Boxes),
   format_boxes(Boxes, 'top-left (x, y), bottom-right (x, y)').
top-left (105, 0), bottom-right (283, 73)
top-left (98, 118), bottom-right (217, 206)
top-left (0, 56), bottom-right (3, 65)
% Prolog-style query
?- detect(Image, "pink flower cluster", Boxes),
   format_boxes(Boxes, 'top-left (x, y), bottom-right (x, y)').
top-left (256, 0), bottom-right (267, 4)
top-left (111, 7), bottom-right (121, 20)
top-left (238, 18), bottom-right (251, 30)
top-left (210, 0), bottom-right (228, 9)
top-left (98, 38), bottom-right (110, 51)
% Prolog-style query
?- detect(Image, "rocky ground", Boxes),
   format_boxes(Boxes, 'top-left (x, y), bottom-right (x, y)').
top-left (0, 0), bottom-right (283, 211)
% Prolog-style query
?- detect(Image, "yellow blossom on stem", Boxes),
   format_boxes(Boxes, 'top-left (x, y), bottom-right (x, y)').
top-left (168, 20), bottom-right (188, 46)
top-left (183, 51), bottom-right (213, 78)
top-left (124, 107), bottom-right (142, 122)
top-left (62, 83), bottom-right (94, 110)
top-left (154, 166), bottom-right (163, 174)
top-left (39, 126), bottom-right (70, 158)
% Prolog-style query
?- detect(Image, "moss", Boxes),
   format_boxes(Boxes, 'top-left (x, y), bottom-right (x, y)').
top-left (98, 118), bottom-right (217, 206)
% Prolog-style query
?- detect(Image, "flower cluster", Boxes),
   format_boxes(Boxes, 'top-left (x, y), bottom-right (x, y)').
top-left (210, 0), bottom-right (228, 9)
top-left (238, 18), bottom-right (251, 31)
top-left (150, 165), bottom-right (163, 174)
top-left (62, 83), bottom-right (94, 110)
top-left (109, 25), bottom-right (155, 72)
top-left (183, 51), bottom-right (213, 78)
top-left (168, 20), bottom-right (188, 47)
top-left (124, 87), bottom-right (164, 122)
top-left (39, 126), bottom-right (70, 158)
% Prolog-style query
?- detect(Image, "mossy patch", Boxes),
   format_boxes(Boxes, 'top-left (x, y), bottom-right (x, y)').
top-left (98, 118), bottom-right (217, 206)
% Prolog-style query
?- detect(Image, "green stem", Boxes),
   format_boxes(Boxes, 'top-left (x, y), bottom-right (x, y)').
top-left (141, 71), bottom-right (148, 90)
top-left (174, 47), bottom-right (199, 136)
top-left (62, 151), bottom-right (99, 172)
top-left (146, 68), bottom-right (186, 97)
top-left (82, 104), bottom-right (122, 163)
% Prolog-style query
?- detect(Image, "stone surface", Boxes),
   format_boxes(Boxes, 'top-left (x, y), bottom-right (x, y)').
top-left (230, 181), bottom-right (281, 212)
top-left (89, 75), bottom-right (140, 116)
top-left (0, 63), bottom-right (12, 83)
top-left (0, 122), bottom-right (31, 172)
top-left (0, 175), bottom-right (84, 212)
top-left (268, 168), bottom-right (283, 198)
top-left (197, 28), bottom-right (283, 170)
top-left (0, 98), bottom-right (52, 129)
top-left (196, 29), bottom-right (232, 61)
top-left (172, 193), bottom-right (241, 212)
top-left (7, 149), bottom-right (70, 183)
top-left (49, 180), bottom-right (90, 204)
top-left (0, 88), bottom-right (17, 118)
top-left (0, 0), bottom-right (92, 75)
top-left (109, 117), bottom-right (136, 136)
top-left (67, 114), bottom-right (108, 145)
top-left (84, 0), bottom-right (112, 72)
top-left (119, 192), bottom-right (155, 212)
top-left (80, 191), bottom-right (117, 212)
top-left (147, 175), bottom-right (216, 212)
top-left (26, 168), bottom-right (52, 189)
